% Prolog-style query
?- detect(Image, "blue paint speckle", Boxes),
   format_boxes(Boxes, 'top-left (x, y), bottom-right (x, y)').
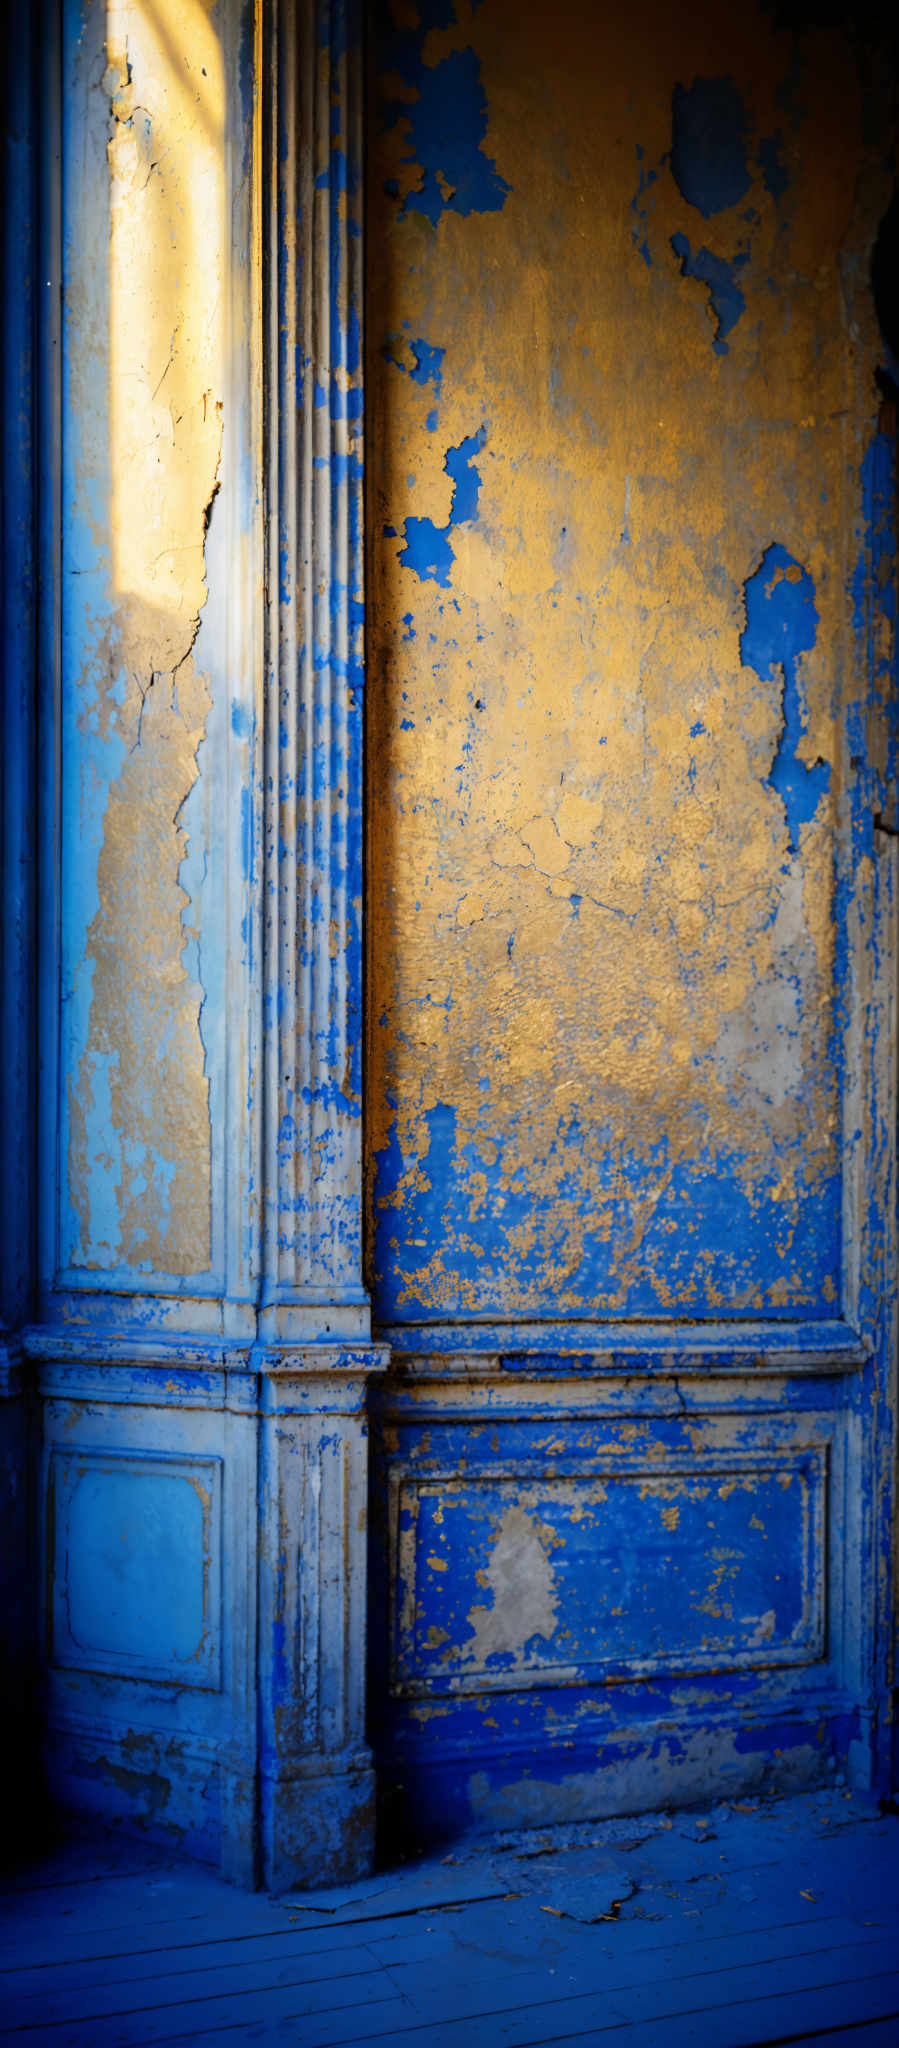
top-left (631, 142), bottom-right (658, 266)
top-left (383, 334), bottom-right (445, 396)
top-left (409, 337), bottom-right (445, 392)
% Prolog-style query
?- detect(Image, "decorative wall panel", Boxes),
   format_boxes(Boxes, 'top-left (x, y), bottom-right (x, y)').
top-left (49, 1449), bottom-right (222, 1690)
top-left (391, 1453), bottom-right (826, 1696)
top-left (369, 1362), bottom-right (863, 1844)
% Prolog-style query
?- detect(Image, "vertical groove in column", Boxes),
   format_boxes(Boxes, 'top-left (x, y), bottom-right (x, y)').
top-left (263, 0), bottom-right (285, 1286)
top-left (309, 2), bottom-right (330, 1292)
top-left (300, 1430), bottom-right (322, 1750)
top-left (318, 1427), bottom-right (351, 1752)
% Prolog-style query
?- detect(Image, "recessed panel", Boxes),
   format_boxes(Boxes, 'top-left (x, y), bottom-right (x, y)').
top-left (392, 1454), bottom-right (825, 1694)
top-left (50, 1450), bottom-right (222, 1689)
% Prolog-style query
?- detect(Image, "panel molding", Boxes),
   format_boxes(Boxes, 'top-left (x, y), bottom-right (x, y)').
top-left (389, 1448), bottom-right (827, 1698)
top-left (257, 1361), bottom-right (380, 1887)
top-left (48, 1447), bottom-right (223, 1691)
top-left (370, 1384), bottom-right (861, 1840)
top-left (29, 1337), bottom-right (384, 1410)
top-left (379, 1318), bottom-right (868, 1370)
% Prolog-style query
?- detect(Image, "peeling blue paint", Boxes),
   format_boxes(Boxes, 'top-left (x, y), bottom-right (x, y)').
top-left (671, 77), bottom-right (752, 217)
top-left (10, 0), bottom-right (895, 1893)
top-left (741, 543), bottom-right (830, 853)
top-left (373, 1100), bottom-right (840, 1321)
top-left (399, 517), bottom-right (456, 586)
top-left (670, 233), bottom-right (749, 352)
top-left (631, 143), bottom-right (658, 266)
top-left (851, 422), bottom-right (898, 834)
top-left (444, 428), bottom-right (485, 522)
top-left (384, 333), bottom-right (445, 396)
top-left (400, 427), bottom-right (487, 586)
top-left (379, 1), bottom-right (510, 226)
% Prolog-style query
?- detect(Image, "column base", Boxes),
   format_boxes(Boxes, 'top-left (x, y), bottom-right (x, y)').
top-left (260, 1750), bottom-right (377, 1892)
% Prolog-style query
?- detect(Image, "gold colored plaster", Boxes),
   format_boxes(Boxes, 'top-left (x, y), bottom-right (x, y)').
top-left (367, 0), bottom-right (884, 1316)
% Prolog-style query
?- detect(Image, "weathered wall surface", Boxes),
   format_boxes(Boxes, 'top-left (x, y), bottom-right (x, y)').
top-left (11, 0), bottom-right (894, 1870)
top-left (61, 0), bottom-right (227, 1283)
top-left (367, 0), bottom-right (894, 1322)
top-left (366, 0), bottom-right (897, 1847)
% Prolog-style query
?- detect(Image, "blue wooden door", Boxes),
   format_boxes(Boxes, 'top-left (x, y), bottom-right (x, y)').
top-left (365, 0), bottom-right (898, 1847)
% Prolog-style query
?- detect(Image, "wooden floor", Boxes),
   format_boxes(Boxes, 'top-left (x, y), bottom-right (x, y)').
top-left (2, 1789), bottom-right (898, 2046)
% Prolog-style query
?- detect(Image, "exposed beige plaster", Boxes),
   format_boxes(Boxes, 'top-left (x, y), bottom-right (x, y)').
top-left (463, 1502), bottom-right (559, 1666)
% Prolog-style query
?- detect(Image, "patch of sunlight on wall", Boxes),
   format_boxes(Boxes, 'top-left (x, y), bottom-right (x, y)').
top-left (65, 0), bottom-right (225, 1276)
top-left (105, 0), bottom-right (224, 654)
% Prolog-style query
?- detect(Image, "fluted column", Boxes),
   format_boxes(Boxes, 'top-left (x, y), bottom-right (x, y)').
top-left (256, 0), bottom-right (386, 1887)
top-left (261, 0), bottom-right (369, 1341)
